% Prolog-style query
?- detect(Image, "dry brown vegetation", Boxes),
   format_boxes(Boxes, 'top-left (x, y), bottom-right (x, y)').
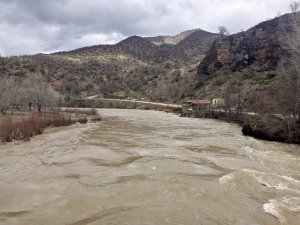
top-left (0, 75), bottom-right (60, 114)
top-left (0, 110), bottom-right (92, 142)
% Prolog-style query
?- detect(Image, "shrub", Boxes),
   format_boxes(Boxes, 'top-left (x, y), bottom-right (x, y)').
top-left (0, 108), bottom-right (101, 142)
top-left (0, 117), bottom-right (14, 142)
top-left (0, 112), bottom-right (72, 142)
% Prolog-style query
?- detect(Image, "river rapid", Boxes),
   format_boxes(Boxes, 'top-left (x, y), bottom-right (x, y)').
top-left (0, 109), bottom-right (299, 225)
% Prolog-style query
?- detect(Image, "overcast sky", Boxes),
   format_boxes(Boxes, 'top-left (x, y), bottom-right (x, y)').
top-left (0, 0), bottom-right (292, 56)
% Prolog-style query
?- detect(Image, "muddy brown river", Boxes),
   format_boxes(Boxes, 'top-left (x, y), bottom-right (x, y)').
top-left (0, 109), bottom-right (299, 225)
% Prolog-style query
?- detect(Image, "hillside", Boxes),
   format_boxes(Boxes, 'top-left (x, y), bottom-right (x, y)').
top-left (195, 13), bottom-right (294, 99)
top-left (146, 29), bottom-right (201, 45)
top-left (1, 12), bottom-right (294, 104)
top-left (0, 29), bottom-right (218, 102)
top-left (54, 29), bottom-right (218, 63)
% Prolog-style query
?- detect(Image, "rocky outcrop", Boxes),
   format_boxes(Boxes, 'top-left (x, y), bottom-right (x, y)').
top-left (198, 13), bottom-right (294, 77)
top-left (242, 115), bottom-right (300, 144)
top-left (242, 115), bottom-right (287, 142)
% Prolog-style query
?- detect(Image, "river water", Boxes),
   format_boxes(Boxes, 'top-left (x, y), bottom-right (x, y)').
top-left (0, 109), bottom-right (299, 225)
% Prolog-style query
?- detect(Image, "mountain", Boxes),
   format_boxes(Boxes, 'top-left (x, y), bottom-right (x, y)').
top-left (1, 28), bottom-right (218, 102)
top-left (2, 12), bottom-right (294, 104)
top-left (171, 30), bottom-right (219, 63)
top-left (57, 35), bottom-right (159, 61)
top-left (116, 36), bottom-right (159, 60)
top-left (54, 29), bottom-right (218, 63)
top-left (146, 29), bottom-right (201, 45)
top-left (198, 16), bottom-right (289, 76)
top-left (195, 13), bottom-right (294, 98)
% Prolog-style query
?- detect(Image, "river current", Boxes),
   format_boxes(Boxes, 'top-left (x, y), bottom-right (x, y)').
top-left (0, 109), bottom-right (299, 225)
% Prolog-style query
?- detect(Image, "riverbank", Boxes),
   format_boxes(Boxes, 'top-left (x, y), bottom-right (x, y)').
top-left (66, 98), bottom-right (182, 114)
top-left (181, 110), bottom-right (300, 145)
top-left (0, 108), bottom-right (101, 142)
top-left (34, 96), bottom-right (299, 145)
top-left (242, 114), bottom-right (300, 144)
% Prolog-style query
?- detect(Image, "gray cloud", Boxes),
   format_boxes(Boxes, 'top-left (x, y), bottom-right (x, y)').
top-left (0, 0), bottom-right (292, 56)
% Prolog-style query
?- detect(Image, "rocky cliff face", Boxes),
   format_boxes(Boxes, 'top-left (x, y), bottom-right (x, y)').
top-left (198, 13), bottom-right (293, 77)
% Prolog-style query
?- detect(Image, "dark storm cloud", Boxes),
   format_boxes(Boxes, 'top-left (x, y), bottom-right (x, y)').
top-left (0, 0), bottom-right (292, 56)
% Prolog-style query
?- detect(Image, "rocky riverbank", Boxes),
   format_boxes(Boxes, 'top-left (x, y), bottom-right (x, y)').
top-left (242, 115), bottom-right (300, 144)
top-left (181, 110), bottom-right (300, 144)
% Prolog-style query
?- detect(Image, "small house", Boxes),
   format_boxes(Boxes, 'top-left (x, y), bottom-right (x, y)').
top-left (192, 100), bottom-right (211, 111)
top-left (212, 98), bottom-right (224, 106)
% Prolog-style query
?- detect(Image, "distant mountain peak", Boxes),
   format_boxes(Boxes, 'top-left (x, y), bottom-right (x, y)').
top-left (117, 35), bottom-right (154, 46)
top-left (146, 28), bottom-right (204, 46)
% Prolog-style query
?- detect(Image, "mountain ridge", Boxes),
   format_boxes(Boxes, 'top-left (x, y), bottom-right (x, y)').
top-left (53, 28), bottom-right (218, 63)
top-left (146, 29), bottom-right (202, 45)
top-left (1, 13), bottom-right (293, 103)
top-left (198, 13), bottom-right (293, 77)
top-left (195, 12), bottom-right (296, 100)
top-left (1, 27), bottom-right (218, 102)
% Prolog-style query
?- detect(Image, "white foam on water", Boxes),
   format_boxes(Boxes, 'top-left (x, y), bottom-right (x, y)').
top-left (242, 146), bottom-right (262, 155)
top-left (280, 196), bottom-right (300, 212)
top-left (242, 145), bottom-right (300, 163)
top-left (263, 197), bottom-right (300, 225)
top-left (244, 169), bottom-right (300, 193)
top-left (219, 169), bottom-right (300, 194)
top-left (218, 173), bottom-right (234, 185)
top-left (263, 199), bottom-right (285, 224)
top-left (242, 146), bottom-right (267, 160)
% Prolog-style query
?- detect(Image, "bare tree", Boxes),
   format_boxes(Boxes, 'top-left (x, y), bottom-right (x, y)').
top-left (275, 10), bottom-right (300, 142)
top-left (19, 77), bottom-right (35, 110)
top-left (218, 26), bottom-right (230, 37)
top-left (0, 78), bottom-right (18, 114)
top-left (274, 67), bottom-right (298, 142)
top-left (222, 81), bottom-right (235, 120)
top-left (290, 1), bottom-right (300, 13)
top-left (27, 75), bottom-right (60, 112)
top-left (0, 75), bottom-right (60, 114)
